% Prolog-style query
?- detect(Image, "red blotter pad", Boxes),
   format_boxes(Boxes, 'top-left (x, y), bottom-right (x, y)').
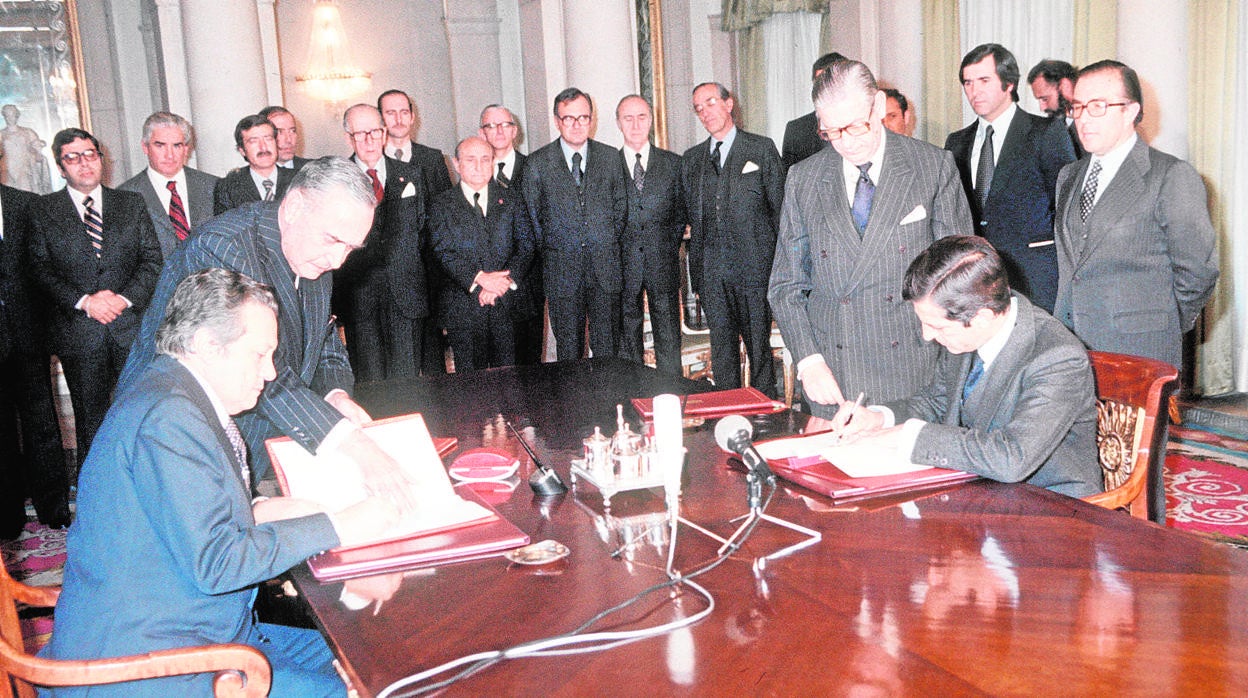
top-left (632, 387), bottom-right (785, 420)
top-left (766, 453), bottom-right (977, 504)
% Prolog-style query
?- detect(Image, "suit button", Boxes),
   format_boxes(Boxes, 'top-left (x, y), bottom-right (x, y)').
top-left (979, 220), bottom-right (988, 227)
top-left (835, 344), bottom-right (843, 350)
top-left (820, 250), bottom-right (828, 258)
top-left (841, 298), bottom-right (850, 305)
top-left (891, 340), bottom-right (899, 348)
top-left (885, 294), bottom-right (894, 302)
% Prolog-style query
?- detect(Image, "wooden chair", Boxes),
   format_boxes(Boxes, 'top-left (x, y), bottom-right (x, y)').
top-left (1082, 351), bottom-right (1179, 519)
top-left (1, 561), bottom-right (271, 697)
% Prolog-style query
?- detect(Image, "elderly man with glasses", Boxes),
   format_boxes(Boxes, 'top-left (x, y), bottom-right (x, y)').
top-left (769, 59), bottom-right (971, 420)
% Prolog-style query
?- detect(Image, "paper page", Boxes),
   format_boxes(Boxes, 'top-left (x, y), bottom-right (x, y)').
top-left (755, 431), bottom-right (845, 461)
top-left (819, 441), bottom-right (932, 478)
top-left (267, 414), bottom-right (492, 546)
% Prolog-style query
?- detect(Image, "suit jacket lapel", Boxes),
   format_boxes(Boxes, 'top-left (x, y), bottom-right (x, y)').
top-left (989, 115), bottom-right (1030, 196)
top-left (850, 135), bottom-right (912, 289)
top-left (962, 296), bottom-right (1035, 422)
top-left (52, 189), bottom-right (94, 260)
top-left (1080, 140), bottom-right (1149, 263)
top-left (816, 152), bottom-right (860, 255)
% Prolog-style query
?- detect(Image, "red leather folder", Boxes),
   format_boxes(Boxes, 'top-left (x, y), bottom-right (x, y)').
top-left (632, 387), bottom-right (786, 420)
top-left (306, 485), bottom-right (530, 582)
top-left (767, 455), bottom-right (978, 504)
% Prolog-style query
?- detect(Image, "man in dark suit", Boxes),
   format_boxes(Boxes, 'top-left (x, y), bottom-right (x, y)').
top-left (213, 114), bottom-right (296, 215)
top-left (683, 82), bottom-right (784, 395)
top-left (945, 44), bottom-right (1075, 312)
top-left (1027, 59), bottom-right (1084, 158)
top-left (26, 128), bottom-right (162, 468)
top-left (522, 87), bottom-right (627, 361)
top-left (430, 136), bottom-right (534, 371)
top-left (481, 103), bottom-right (545, 365)
top-left (1, 183), bottom-right (69, 537)
top-left (259, 105), bottom-right (313, 171)
top-left (118, 157), bottom-right (417, 503)
top-left (769, 60), bottom-right (972, 417)
top-left (825, 236), bottom-right (1100, 498)
top-left (616, 95), bottom-right (684, 375)
top-left (781, 52), bottom-right (846, 168)
top-left (119, 111), bottom-right (219, 258)
top-left (335, 103), bottom-right (427, 382)
top-left (45, 269), bottom-right (395, 696)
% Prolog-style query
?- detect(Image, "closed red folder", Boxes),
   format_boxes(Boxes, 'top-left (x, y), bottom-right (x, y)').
top-left (632, 387), bottom-right (785, 420)
top-left (305, 485), bottom-right (530, 582)
top-left (767, 456), bottom-right (978, 504)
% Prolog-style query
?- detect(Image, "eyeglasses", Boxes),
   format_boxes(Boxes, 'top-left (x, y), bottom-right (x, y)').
top-left (481, 121), bottom-right (515, 131)
top-left (1067, 100), bottom-right (1133, 118)
top-left (818, 102), bottom-right (875, 142)
top-left (348, 128), bottom-right (386, 143)
top-left (59, 149), bottom-right (100, 165)
top-left (558, 114), bottom-right (591, 126)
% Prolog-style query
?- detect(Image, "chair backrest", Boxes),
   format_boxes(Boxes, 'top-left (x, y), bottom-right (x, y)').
top-left (1082, 351), bottom-right (1179, 519)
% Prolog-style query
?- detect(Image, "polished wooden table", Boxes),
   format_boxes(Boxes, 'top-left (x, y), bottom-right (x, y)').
top-left (292, 358), bottom-right (1248, 696)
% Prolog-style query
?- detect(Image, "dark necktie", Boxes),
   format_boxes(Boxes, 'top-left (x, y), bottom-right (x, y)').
top-left (496, 161), bottom-right (511, 188)
top-left (1079, 160), bottom-right (1102, 222)
top-left (82, 195), bottom-right (103, 258)
top-left (473, 191), bottom-right (485, 219)
top-left (224, 418), bottom-right (250, 488)
top-left (711, 141), bottom-right (722, 174)
top-left (395, 148), bottom-right (404, 162)
top-left (633, 152), bottom-right (645, 192)
top-left (974, 124), bottom-right (995, 207)
top-left (571, 152), bottom-right (583, 187)
top-left (962, 354), bottom-right (985, 403)
top-left (367, 168), bottom-right (384, 204)
top-left (166, 181), bottom-right (191, 241)
top-left (850, 162), bottom-right (874, 236)
top-left (261, 179), bottom-right (275, 202)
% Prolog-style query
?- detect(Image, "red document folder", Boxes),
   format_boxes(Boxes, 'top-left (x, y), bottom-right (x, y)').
top-left (767, 455), bottom-right (978, 504)
top-left (632, 387), bottom-right (785, 420)
top-left (305, 484), bottom-right (530, 582)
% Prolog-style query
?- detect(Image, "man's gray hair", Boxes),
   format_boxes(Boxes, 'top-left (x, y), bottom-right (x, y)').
top-left (141, 111), bottom-right (193, 147)
top-left (288, 156), bottom-right (377, 210)
top-left (812, 59), bottom-right (879, 109)
top-left (341, 103), bottom-right (381, 131)
top-left (155, 269), bottom-right (278, 357)
top-left (479, 103), bottom-right (517, 125)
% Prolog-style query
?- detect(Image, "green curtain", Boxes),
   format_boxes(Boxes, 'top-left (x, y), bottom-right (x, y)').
top-left (721, 0), bottom-right (829, 32)
top-left (920, 0), bottom-right (961, 146)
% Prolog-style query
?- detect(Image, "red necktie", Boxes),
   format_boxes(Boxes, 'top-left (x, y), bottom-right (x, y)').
top-left (367, 169), bottom-right (384, 205)
top-left (167, 180), bottom-right (191, 241)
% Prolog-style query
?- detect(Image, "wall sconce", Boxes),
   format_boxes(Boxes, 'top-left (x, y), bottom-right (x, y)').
top-left (295, 0), bottom-right (371, 103)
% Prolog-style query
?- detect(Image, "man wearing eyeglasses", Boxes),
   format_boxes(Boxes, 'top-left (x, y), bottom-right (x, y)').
top-left (26, 128), bottom-right (162, 469)
top-left (213, 114), bottom-right (296, 215)
top-left (944, 43), bottom-right (1076, 313)
top-left (769, 59), bottom-right (971, 419)
top-left (335, 103), bottom-right (427, 382)
top-left (521, 87), bottom-right (628, 361)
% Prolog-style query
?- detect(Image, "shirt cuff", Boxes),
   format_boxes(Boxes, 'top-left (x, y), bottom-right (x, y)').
top-left (796, 354), bottom-right (826, 381)
top-left (898, 418), bottom-right (927, 461)
top-left (469, 271), bottom-right (484, 294)
top-left (118, 295), bottom-right (132, 308)
top-left (869, 405), bottom-right (896, 428)
top-left (75, 295), bottom-right (89, 312)
top-left (316, 418), bottom-right (359, 456)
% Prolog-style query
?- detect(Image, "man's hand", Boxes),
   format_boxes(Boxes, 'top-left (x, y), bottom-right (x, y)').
top-left (342, 571), bottom-right (404, 609)
top-left (84, 290), bottom-right (127, 324)
top-left (336, 429), bottom-right (420, 514)
top-left (252, 496), bottom-right (325, 524)
top-left (800, 360), bottom-right (846, 406)
top-left (476, 270), bottom-right (513, 296)
top-left (478, 289), bottom-right (500, 306)
top-left (331, 496), bottom-right (400, 548)
top-left (326, 391), bottom-right (372, 426)
top-left (829, 404), bottom-right (884, 444)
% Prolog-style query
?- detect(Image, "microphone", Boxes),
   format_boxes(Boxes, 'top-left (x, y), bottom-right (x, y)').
top-left (714, 415), bottom-right (775, 485)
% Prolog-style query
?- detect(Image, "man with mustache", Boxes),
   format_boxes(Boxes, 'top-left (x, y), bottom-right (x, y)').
top-left (213, 114), bottom-right (296, 215)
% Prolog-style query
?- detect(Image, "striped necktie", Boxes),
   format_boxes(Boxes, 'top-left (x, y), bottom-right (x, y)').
top-left (167, 181), bottom-right (191, 241)
top-left (261, 179), bottom-right (275, 202)
top-left (83, 195), bottom-right (103, 258)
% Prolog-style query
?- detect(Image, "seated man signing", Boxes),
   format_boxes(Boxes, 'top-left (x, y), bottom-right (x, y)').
top-left (43, 269), bottom-right (396, 697)
top-left (826, 235), bottom-right (1100, 497)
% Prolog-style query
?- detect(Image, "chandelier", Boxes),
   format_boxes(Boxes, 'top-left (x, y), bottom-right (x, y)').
top-left (295, 0), bottom-right (372, 103)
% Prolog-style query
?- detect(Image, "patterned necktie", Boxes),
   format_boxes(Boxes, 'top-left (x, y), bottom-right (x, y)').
top-left (962, 353), bottom-right (985, 403)
top-left (974, 124), bottom-right (995, 207)
top-left (711, 141), bottom-right (723, 174)
top-left (571, 152), bottom-right (583, 187)
top-left (633, 152), bottom-right (645, 192)
top-left (850, 162), bottom-right (875, 236)
top-left (166, 181), bottom-right (191, 241)
top-left (224, 418), bottom-right (251, 489)
top-left (367, 168), bottom-right (384, 204)
top-left (1079, 160), bottom-right (1102, 222)
top-left (82, 195), bottom-right (103, 258)
top-left (261, 179), bottom-right (274, 202)
top-left (473, 191), bottom-right (485, 219)
top-left (496, 161), bottom-right (510, 188)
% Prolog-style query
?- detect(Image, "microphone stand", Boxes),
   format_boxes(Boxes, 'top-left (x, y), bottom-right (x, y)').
top-left (717, 466), bottom-right (821, 562)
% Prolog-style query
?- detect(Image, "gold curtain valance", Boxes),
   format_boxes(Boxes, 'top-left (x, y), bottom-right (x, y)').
top-left (721, 0), bottom-right (828, 32)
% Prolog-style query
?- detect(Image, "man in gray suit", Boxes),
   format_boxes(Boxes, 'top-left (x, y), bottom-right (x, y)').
top-left (120, 112), bottom-right (218, 257)
top-left (1054, 60), bottom-right (1218, 375)
top-left (770, 59), bottom-right (972, 418)
top-left (826, 236), bottom-right (1100, 498)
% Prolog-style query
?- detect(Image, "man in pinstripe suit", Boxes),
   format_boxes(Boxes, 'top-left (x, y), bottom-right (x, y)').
top-left (118, 157), bottom-right (415, 503)
top-left (770, 59), bottom-right (972, 419)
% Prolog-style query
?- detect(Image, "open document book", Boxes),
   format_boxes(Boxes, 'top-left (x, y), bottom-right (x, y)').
top-left (265, 414), bottom-right (495, 549)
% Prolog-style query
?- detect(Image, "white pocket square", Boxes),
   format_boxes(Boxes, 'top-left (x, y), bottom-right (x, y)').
top-left (741, 161), bottom-right (760, 174)
top-left (1028, 239), bottom-right (1055, 248)
top-left (899, 205), bottom-right (927, 225)
top-left (401, 181), bottom-right (417, 198)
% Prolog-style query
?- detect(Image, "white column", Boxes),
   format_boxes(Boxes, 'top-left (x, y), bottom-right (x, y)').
top-left (876, 0), bottom-right (924, 137)
top-left (180, 0), bottom-right (270, 176)
top-left (444, 1), bottom-right (505, 139)
top-left (153, 0), bottom-right (191, 118)
top-left (255, 0), bottom-right (285, 106)
top-left (1117, 0), bottom-right (1188, 157)
top-left (561, 0), bottom-right (638, 147)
